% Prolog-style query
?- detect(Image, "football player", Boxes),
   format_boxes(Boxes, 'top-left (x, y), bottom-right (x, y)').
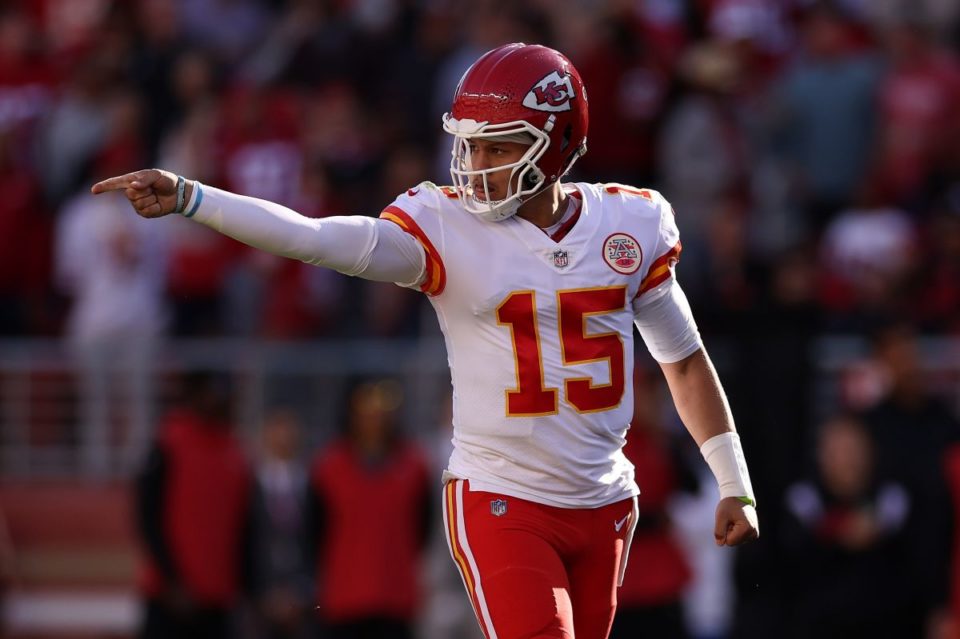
top-left (93, 43), bottom-right (758, 639)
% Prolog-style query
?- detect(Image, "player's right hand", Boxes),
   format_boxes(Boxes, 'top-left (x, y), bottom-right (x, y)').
top-left (90, 168), bottom-right (180, 218)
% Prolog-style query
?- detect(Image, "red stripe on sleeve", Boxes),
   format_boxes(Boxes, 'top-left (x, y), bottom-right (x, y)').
top-left (380, 205), bottom-right (446, 296)
top-left (604, 184), bottom-right (654, 200)
top-left (635, 241), bottom-right (681, 298)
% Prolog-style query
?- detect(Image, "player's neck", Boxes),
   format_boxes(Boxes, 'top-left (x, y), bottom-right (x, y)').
top-left (516, 183), bottom-right (567, 228)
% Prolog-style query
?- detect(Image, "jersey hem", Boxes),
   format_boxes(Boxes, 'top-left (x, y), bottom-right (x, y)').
top-left (442, 469), bottom-right (640, 509)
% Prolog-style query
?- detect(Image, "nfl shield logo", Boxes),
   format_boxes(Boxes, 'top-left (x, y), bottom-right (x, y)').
top-left (490, 498), bottom-right (508, 517)
top-left (553, 249), bottom-right (569, 268)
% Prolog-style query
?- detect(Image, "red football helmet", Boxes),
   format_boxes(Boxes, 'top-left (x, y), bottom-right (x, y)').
top-left (442, 43), bottom-right (589, 222)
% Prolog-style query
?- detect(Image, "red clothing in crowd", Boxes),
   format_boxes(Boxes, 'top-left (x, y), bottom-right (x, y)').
top-left (944, 446), bottom-right (960, 627)
top-left (618, 428), bottom-right (692, 606)
top-left (139, 410), bottom-right (252, 606)
top-left (0, 166), bottom-right (49, 297)
top-left (310, 439), bottom-right (431, 622)
top-left (876, 50), bottom-right (960, 202)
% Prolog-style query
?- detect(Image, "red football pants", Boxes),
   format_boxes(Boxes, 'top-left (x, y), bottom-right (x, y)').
top-left (442, 479), bottom-right (637, 639)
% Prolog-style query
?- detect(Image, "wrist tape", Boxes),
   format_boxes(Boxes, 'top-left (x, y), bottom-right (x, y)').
top-left (700, 432), bottom-right (756, 507)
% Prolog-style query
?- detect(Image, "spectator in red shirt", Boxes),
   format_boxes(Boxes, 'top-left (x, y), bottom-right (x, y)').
top-left (309, 378), bottom-right (433, 639)
top-left (135, 371), bottom-right (253, 639)
top-left (943, 443), bottom-right (960, 636)
top-left (875, 19), bottom-right (960, 207)
top-left (0, 127), bottom-right (51, 335)
top-left (0, 7), bottom-right (58, 149)
top-left (610, 369), bottom-right (695, 638)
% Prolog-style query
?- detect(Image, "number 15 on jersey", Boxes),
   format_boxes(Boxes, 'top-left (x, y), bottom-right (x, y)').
top-left (496, 286), bottom-right (627, 417)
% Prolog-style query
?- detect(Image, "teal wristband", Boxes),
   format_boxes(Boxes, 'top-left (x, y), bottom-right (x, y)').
top-left (183, 182), bottom-right (203, 218)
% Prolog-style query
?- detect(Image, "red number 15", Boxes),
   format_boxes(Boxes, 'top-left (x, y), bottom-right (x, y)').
top-left (496, 286), bottom-right (626, 416)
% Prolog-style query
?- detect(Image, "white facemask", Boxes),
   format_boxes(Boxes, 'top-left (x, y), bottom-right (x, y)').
top-left (442, 115), bottom-right (552, 222)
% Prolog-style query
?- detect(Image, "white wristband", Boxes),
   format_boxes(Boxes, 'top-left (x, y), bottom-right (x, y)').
top-left (700, 432), bottom-right (756, 507)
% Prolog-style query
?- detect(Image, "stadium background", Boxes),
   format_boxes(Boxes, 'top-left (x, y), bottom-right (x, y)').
top-left (1, 0), bottom-right (960, 637)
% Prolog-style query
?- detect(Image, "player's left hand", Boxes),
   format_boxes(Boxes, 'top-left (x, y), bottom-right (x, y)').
top-left (714, 496), bottom-right (759, 546)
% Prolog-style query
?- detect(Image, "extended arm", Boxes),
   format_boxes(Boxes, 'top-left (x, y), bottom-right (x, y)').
top-left (91, 169), bottom-right (426, 286)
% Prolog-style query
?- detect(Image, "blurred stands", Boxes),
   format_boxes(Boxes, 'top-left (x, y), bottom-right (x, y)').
top-left (2, 0), bottom-right (960, 637)
top-left (0, 481), bottom-right (137, 638)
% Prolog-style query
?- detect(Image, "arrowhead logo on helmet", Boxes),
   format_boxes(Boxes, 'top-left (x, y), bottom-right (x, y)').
top-left (523, 71), bottom-right (576, 112)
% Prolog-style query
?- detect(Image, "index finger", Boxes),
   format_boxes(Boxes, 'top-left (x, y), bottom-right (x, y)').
top-left (90, 170), bottom-right (151, 194)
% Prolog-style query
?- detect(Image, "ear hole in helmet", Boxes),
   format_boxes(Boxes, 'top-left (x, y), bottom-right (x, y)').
top-left (559, 124), bottom-right (573, 153)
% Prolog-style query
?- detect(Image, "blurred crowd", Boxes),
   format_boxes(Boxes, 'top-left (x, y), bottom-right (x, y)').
top-left (134, 374), bottom-right (436, 639)
top-left (130, 340), bottom-right (960, 639)
top-left (2, 0), bottom-right (960, 342)
top-left (3, 0), bottom-right (960, 637)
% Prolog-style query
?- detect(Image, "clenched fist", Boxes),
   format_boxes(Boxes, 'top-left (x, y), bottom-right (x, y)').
top-left (714, 496), bottom-right (759, 546)
top-left (91, 169), bottom-right (192, 218)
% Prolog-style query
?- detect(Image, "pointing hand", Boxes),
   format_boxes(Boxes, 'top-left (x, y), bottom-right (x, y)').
top-left (91, 168), bottom-right (185, 218)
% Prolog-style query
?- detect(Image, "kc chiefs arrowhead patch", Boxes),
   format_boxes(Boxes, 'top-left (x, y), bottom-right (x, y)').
top-left (603, 233), bottom-right (642, 274)
top-left (523, 71), bottom-right (576, 112)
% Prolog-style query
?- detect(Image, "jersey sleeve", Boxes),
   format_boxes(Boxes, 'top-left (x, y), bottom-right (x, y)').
top-left (633, 190), bottom-right (682, 307)
top-left (379, 182), bottom-right (452, 296)
top-left (632, 278), bottom-right (703, 363)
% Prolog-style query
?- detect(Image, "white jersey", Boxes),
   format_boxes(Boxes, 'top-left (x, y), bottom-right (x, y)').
top-left (381, 182), bottom-right (683, 508)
